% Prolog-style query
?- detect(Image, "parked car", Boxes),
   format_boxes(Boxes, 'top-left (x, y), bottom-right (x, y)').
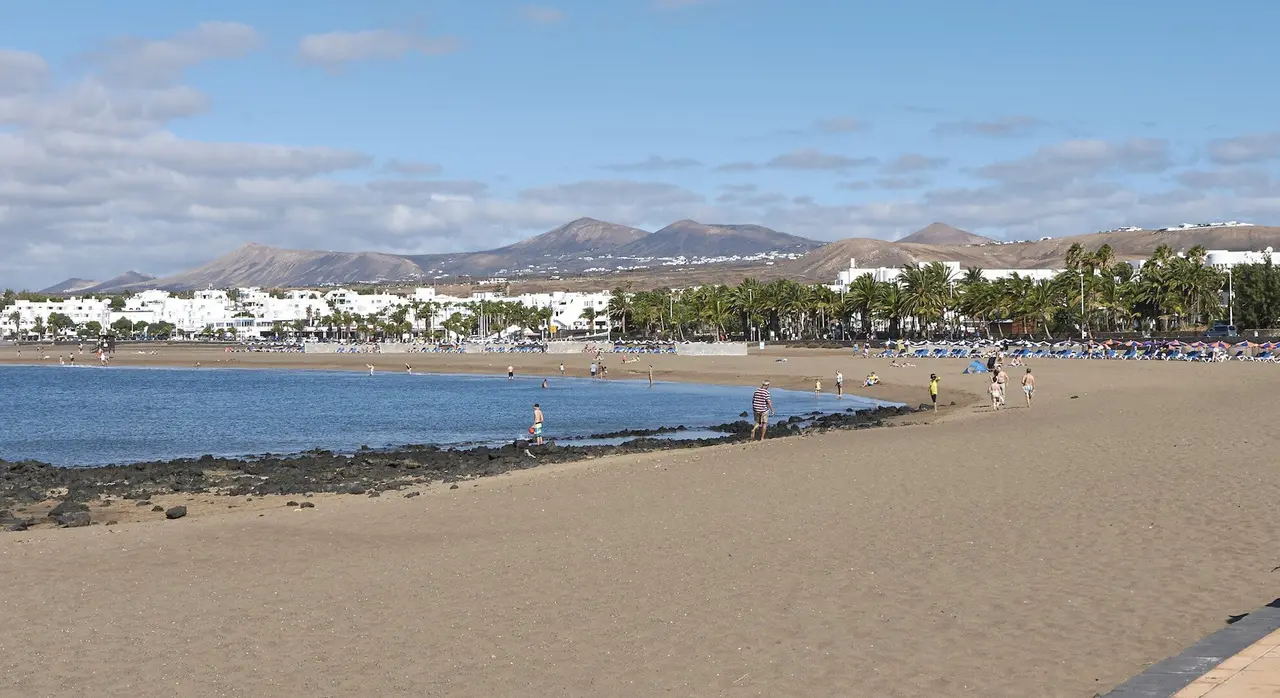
top-left (1204, 323), bottom-right (1238, 338)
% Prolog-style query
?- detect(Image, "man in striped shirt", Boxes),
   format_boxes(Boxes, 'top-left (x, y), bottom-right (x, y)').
top-left (749, 380), bottom-right (775, 441)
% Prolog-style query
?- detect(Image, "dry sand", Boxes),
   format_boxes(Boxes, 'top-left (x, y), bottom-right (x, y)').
top-left (3, 347), bottom-right (1280, 696)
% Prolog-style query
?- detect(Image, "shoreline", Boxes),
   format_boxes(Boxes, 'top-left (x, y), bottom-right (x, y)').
top-left (1, 402), bottom-right (929, 531)
top-left (1, 345), bottom-right (980, 531)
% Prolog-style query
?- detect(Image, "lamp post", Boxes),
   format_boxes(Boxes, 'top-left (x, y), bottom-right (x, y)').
top-left (1227, 268), bottom-right (1233, 328)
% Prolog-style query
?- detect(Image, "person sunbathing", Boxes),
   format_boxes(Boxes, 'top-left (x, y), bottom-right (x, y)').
top-left (863, 373), bottom-right (880, 387)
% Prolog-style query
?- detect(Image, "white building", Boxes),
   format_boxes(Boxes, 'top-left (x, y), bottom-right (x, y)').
top-left (2, 297), bottom-right (111, 337)
top-left (834, 258), bottom-right (1062, 288)
top-left (1204, 248), bottom-right (1274, 270)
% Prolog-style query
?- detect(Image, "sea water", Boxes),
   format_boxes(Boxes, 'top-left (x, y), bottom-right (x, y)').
top-left (0, 365), bottom-right (897, 467)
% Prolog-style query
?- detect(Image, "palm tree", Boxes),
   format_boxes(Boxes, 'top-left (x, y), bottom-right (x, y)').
top-left (844, 274), bottom-right (881, 338)
top-left (607, 286), bottom-right (632, 336)
top-left (874, 282), bottom-right (905, 338)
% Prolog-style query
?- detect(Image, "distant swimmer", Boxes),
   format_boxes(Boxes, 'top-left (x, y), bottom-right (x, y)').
top-left (405, 364), bottom-right (413, 375)
top-left (59, 355), bottom-right (64, 366)
top-left (541, 379), bottom-right (548, 389)
top-left (195, 362), bottom-right (201, 369)
top-left (367, 364), bottom-right (375, 375)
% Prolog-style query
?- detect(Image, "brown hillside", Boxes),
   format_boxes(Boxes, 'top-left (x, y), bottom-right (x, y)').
top-left (898, 222), bottom-right (993, 246)
top-left (785, 226), bottom-right (1280, 281)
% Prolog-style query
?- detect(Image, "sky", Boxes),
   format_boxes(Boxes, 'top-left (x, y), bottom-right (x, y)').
top-left (2, 0), bottom-right (1279, 289)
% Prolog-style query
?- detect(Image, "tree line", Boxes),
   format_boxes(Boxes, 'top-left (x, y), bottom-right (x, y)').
top-left (6, 244), bottom-right (1280, 341)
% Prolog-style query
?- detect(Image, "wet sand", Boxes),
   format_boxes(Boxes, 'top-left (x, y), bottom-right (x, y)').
top-left (4, 348), bottom-right (1280, 696)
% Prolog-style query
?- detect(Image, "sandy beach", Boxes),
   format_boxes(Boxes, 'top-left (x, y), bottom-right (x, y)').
top-left (4, 346), bottom-right (1280, 696)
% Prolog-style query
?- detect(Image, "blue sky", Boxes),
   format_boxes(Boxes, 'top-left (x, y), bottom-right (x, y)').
top-left (1, 0), bottom-right (1279, 288)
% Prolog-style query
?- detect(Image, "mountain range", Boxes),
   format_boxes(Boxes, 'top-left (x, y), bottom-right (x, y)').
top-left (39, 219), bottom-right (1280, 294)
top-left (43, 218), bottom-right (824, 292)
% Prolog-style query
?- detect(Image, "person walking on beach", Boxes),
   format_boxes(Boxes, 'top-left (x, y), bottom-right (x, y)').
top-left (648, 364), bottom-right (654, 386)
top-left (835, 370), bottom-right (844, 399)
top-left (589, 362), bottom-right (597, 379)
top-left (532, 403), bottom-right (544, 445)
top-left (749, 381), bottom-right (774, 441)
top-left (507, 365), bottom-right (514, 380)
top-left (995, 365), bottom-right (1008, 406)
top-left (405, 364), bottom-right (413, 375)
top-left (559, 362), bottom-right (565, 377)
top-left (367, 364), bottom-right (375, 376)
top-left (929, 373), bottom-right (940, 411)
top-left (814, 378), bottom-right (822, 396)
top-left (1021, 368), bottom-right (1035, 407)
top-left (989, 376), bottom-right (1002, 410)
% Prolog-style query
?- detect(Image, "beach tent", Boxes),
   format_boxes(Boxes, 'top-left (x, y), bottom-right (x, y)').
top-left (963, 360), bottom-right (989, 374)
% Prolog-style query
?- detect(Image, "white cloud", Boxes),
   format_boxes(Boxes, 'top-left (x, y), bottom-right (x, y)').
top-left (88, 22), bottom-right (262, 87)
top-left (297, 29), bottom-right (461, 70)
top-left (814, 116), bottom-right (867, 134)
top-left (0, 49), bottom-right (49, 94)
top-left (1208, 133), bottom-right (1280, 165)
top-left (881, 153), bottom-right (947, 174)
top-left (521, 6), bottom-right (565, 24)
top-left (383, 159), bottom-right (444, 176)
top-left (766, 148), bottom-right (877, 171)
top-left (933, 116), bottom-right (1043, 138)
top-left (601, 155), bottom-right (702, 172)
top-left (975, 138), bottom-right (1171, 186)
top-left (0, 82), bottom-right (211, 136)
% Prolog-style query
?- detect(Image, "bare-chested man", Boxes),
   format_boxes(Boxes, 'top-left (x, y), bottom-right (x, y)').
top-left (1021, 368), bottom-right (1035, 407)
top-left (995, 365), bottom-right (1008, 406)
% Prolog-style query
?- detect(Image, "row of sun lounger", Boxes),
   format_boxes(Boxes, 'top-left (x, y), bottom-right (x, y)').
top-left (877, 347), bottom-right (1278, 362)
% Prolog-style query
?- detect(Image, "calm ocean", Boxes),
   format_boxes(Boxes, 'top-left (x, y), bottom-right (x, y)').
top-left (0, 365), bottom-right (895, 467)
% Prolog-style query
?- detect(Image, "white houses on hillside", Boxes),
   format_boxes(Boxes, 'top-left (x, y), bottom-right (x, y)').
top-left (834, 258), bottom-right (1062, 288)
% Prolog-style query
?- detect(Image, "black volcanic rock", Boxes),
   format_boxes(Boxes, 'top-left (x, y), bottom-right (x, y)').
top-left (48, 500), bottom-right (88, 518)
top-left (55, 511), bottom-right (91, 528)
top-left (165, 506), bottom-right (187, 520)
top-left (1, 402), bottom-right (923, 519)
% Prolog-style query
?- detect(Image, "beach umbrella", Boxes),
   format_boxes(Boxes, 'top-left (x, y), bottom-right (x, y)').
top-left (1262, 342), bottom-right (1277, 349)
top-left (1209, 341), bottom-right (1230, 349)
top-left (1166, 340), bottom-right (1183, 347)
top-left (1189, 341), bottom-right (1206, 348)
top-left (1234, 341), bottom-right (1256, 348)
top-left (1123, 340), bottom-right (1141, 347)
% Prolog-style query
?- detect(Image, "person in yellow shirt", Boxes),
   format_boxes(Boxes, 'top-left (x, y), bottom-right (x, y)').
top-left (929, 373), bottom-right (940, 411)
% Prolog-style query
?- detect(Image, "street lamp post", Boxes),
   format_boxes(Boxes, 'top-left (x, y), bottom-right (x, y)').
top-left (1227, 268), bottom-right (1234, 328)
top-left (1080, 272), bottom-right (1086, 339)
